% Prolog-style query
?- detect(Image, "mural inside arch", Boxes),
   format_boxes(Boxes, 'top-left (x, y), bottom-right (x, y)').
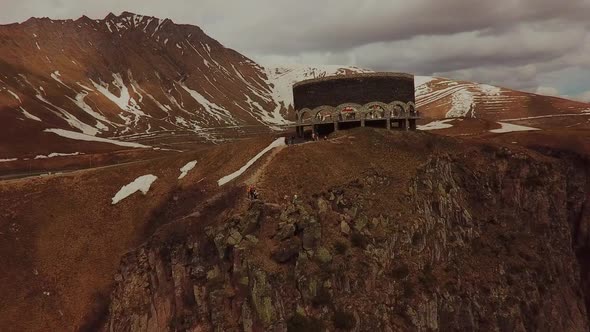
top-left (295, 101), bottom-right (418, 124)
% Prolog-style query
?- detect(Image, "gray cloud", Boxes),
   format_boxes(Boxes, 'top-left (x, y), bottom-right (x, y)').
top-left (1, 0), bottom-right (590, 99)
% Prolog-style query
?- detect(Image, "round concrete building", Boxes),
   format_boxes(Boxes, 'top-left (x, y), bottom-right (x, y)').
top-left (293, 72), bottom-right (418, 137)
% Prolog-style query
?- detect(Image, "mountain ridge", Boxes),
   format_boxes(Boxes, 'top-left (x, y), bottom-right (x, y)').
top-left (3, 12), bottom-right (590, 332)
top-left (0, 11), bottom-right (589, 158)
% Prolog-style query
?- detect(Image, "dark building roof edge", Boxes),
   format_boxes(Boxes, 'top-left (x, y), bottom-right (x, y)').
top-left (293, 72), bottom-right (414, 88)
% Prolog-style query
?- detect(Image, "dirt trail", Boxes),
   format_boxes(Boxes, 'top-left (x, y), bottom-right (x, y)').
top-left (178, 142), bottom-right (286, 222)
top-left (243, 136), bottom-right (350, 198)
top-left (172, 136), bottom-right (329, 225)
top-left (244, 145), bottom-right (286, 186)
top-left (0, 155), bottom-right (169, 182)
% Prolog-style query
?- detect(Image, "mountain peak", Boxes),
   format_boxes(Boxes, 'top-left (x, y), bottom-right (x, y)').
top-left (105, 12), bottom-right (117, 20)
top-left (23, 16), bottom-right (52, 24)
top-left (118, 11), bottom-right (143, 19)
top-left (114, 11), bottom-right (168, 23)
top-left (76, 15), bottom-right (92, 22)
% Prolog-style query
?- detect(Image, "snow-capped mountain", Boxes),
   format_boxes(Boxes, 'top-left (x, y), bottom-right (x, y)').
top-left (0, 12), bottom-right (289, 151)
top-left (1, 11), bottom-right (589, 157)
top-left (415, 77), bottom-right (590, 120)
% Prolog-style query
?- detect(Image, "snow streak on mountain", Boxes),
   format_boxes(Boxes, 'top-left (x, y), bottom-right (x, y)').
top-left (1, 11), bottom-right (589, 156)
top-left (0, 12), bottom-right (291, 141)
top-left (415, 77), bottom-right (590, 120)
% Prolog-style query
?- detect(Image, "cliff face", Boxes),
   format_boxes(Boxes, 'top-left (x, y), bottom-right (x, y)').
top-left (103, 132), bottom-right (589, 331)
top-left (532, 146), bottom-right (590, 328)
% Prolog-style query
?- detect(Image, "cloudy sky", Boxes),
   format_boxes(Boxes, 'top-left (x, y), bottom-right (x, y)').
top-left (2, 0), bottom-right (590, 101)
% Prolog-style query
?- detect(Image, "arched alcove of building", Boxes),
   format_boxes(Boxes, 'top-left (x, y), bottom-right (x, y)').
top-left (407, 102), bottom-right (417, 117)
top-left (365, 103), bottom-right (387, 120)
top-left (337, 103), bottom-right (363, 121)
top-left (299, 108), bottom-right (313, 124)
top-left (314, 107), bottom-right (336, 123)
top-left (389, 102), bottom-right (406, 118)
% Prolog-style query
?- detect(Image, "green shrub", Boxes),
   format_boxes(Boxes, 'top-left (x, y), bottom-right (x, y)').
top-left (411, 232), bottom-right (423, 246)
top-left (333, 309), bottom-right (355, 330)
top-left (418, 264), bottom-right (436, 289)
top-left (287, 312), bottom-right (324, 332)
top-left (334, 241), bottom-right (348, 255)
top-left (507, 262), bottom-right (525, 275)
top-left (311, 286), bottom-right (331, 307)
top-left (391, 263), bottom-right (410, 279)
top-left (351, 232), bottom-right (367, 249)
top-left (403, 280), bottom-right (415, 298)
top-left (525, 175), bottom-right (544, 187)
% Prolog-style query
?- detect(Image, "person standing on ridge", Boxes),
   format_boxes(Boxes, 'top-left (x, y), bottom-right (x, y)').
top-left (252, 187), bottom-right (258, 200)
top-left (247, 185), bottom-right (259, 200)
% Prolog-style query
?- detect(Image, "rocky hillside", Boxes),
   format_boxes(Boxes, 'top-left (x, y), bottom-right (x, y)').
top-left (102, 129), bottom-right (590, 331)
top-left (2, 11), bottom-right (590, 158)
top-left (3, 11), bottom-right (590, 332)
top-left (0, 12), bottom-right (289, 153)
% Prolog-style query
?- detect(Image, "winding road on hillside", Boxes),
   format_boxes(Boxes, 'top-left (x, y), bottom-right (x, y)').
top-left (0, 155), bottom-right (170, 181)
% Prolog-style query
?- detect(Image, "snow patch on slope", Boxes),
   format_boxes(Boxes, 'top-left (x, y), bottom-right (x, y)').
top-left (18, 73), bottom-right (98, 135)
top-left (446, 90), bottom-right (475, 117)
top-left (480, 84), bottom-right (501, 96)
top-left (67, 92), bottom-right (111, 131)
top-left (178, 160), bottom-right (197, 179)
top-left (417, 119), bottom-right (455, 131)
top-left (503, 113), bottom-right (590, 121)
top-left (51, 71), bottom-right (71, 90)
top-left (111, 174), bottom-right (158, 204)
top-left (180, 83), bottom-right (236, 124)
top-left (7, 90), bottom-right (21, 102)
top-left (90, 73), bottom-right (146, 125)
top-left (414, 76), bottom-right (436, 87)
top-left (490, 122), bottom-right (540, 133)
top-left (20, 107), bottom-right (42, 121)
top-left (77, 82), bottom-right (94, 91)
top-left (44, 128), bottom-right (150, 148)
top-left (36, 92), bottom-right (99, 135)
top-left (415, 84), bottom-right (432, 98)
top-left (218, 137), bottom-right (285, 186)
top-left (244, 94), bottom-right (286, 128)
top-left (34, 152), bottom-right (83, 159)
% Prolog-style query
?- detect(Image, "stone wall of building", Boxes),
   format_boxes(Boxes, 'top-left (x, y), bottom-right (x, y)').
top-left (293, 73), bottom-right (415, 110)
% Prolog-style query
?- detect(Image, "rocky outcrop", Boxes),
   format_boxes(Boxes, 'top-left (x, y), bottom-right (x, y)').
top-left (104, 146), bottom-right (589, 331)
top-left (404, 149), bottom-right (587, 331)
top-left (530, 147), bottom-right (590, 325)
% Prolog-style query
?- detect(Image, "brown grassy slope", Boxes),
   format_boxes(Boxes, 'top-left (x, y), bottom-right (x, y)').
top-left (101, 127), bottom-right (588, 331)
top-left (0, 135), bottom-right (276, 331)
top-left (259, 128), bottom-right (467, 204)
top-left (0, 13), bottom-right (279, 158)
